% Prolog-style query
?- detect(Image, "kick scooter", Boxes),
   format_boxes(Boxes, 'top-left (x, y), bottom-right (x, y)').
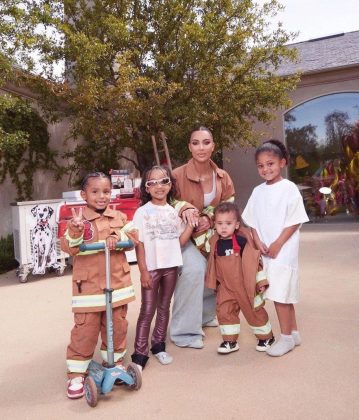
top-left (78, 240), bottom-right (142, 407)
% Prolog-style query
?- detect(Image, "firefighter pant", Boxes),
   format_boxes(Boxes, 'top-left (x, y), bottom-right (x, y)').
top-left (217, 283), bottom-right (272, 342)
top-left (66, 305), bottom-right (128, 378)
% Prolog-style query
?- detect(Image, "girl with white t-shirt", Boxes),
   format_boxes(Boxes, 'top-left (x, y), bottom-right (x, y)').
top-left (242, 140), bottom-right (309, 357)
top-left (131, 166), bottom-right (193, 370)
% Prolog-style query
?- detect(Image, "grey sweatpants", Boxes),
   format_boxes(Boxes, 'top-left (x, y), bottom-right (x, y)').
top-left (170, 241), bottom-right (216, 346)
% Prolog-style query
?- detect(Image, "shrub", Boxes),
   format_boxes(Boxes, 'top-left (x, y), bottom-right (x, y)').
top-left (0, 235), bottom-right (18, 274)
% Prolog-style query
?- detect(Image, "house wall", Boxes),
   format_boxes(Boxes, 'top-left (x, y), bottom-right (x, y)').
top-left (0, 83), bottom-right (138, 238)
top-left (223, 66), bottom-right (359, 209)
top-left (0, 83), bottom-right (75, 238)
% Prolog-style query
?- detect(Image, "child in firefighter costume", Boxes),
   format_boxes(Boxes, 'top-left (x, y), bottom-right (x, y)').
top-left (205, 202), bottom-right (274, 354)
top-left (61, 172), bottom-right (137, 399)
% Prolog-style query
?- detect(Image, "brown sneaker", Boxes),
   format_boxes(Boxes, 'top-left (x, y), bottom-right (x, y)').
top-left (67, 376), bottom-right (85, 399)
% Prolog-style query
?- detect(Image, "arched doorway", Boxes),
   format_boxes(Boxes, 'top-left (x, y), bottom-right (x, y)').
top-left (284, 92), bottom-right (359, 222)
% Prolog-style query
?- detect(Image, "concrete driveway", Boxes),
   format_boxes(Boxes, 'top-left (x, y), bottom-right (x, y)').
top-left (0, 223), bottom-right (358, 420)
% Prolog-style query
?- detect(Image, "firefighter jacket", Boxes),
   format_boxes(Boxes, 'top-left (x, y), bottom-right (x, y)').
top-left (61, 206), bottom-right (137, 313)
top-left (205, 231), bottom-right (269, 311)
top-left (171, 158), bottom-right (235, 253)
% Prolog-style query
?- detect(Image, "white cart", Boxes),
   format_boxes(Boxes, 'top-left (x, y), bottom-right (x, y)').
top-left (11, 199), bottom-right (68, 283)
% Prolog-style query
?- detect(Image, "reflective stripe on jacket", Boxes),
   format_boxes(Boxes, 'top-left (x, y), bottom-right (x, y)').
top-left (60, 206), bottom-right (136, 313)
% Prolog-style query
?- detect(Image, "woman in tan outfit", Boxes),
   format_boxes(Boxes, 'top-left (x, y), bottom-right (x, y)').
top-left (170, 126), bottom-right (235, 349)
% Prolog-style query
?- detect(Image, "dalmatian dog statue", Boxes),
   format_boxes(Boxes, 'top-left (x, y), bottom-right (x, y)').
top-left (31, 204), bottom-right (59, 275)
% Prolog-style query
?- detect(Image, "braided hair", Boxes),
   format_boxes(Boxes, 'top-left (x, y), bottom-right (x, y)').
top-left (80, 172), bottom-right (111, 190)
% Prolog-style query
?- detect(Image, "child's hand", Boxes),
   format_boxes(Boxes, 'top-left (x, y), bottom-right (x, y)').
top-left (196, 215), bottom-right (211, 233)
top-left (126, 229), bottom-right (139, 246)
top-left (106, 235), bottom-right (117, 250)
top-left (140, 271), bottom-right (152, 289)
top-left (69, 208), bottom-right (84, 234)
top-left (257, 241), bottom-right (268, 255)
top-left (267, 240), bottom-right (282, 258)
top-left (257, 285), bottom-right (266, 294)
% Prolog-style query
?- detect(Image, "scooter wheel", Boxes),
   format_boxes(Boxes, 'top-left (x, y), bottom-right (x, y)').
top-left (126, 362), bottom-right (142, 390)
top-left (84, 376), bottom-right (98, 407)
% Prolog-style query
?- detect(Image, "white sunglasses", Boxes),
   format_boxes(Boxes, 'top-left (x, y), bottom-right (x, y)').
top-left (145, 177), bottom-right (171, 188)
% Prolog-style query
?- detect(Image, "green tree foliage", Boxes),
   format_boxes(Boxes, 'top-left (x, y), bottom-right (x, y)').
top-left (0, 94), bottom-right (59, 200)
top-left (0, 0), bottom-right (299, 177)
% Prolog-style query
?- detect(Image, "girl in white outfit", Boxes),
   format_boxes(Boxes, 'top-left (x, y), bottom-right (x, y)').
top-left (242, 140), bottom-right (309, 356)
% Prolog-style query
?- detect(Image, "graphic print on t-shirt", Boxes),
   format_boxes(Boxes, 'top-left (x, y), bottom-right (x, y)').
top-left (217, 235), bottom-right (247, 257)
top-left (143, 210), bottom-right (180, 241)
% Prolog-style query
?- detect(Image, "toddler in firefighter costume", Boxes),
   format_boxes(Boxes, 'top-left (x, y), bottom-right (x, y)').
top-left (205, 202), bottom-right (274, 354)
top-left (61, 172), bottom-right (137, 399)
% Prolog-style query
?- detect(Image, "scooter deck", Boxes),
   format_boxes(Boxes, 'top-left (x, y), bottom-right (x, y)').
top-left (88, 360), bottom-right (135, 394)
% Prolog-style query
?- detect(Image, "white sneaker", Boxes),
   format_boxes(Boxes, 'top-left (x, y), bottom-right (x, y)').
top-left (291, 330), bottom-right (302, 346)
top-left (67, 376), bottom-right (85, 399)
top-left (203, 318), bottom-right (219, 327)
top-left (266, 336), bottom-right (295, 357)
top-left (154, 351), bottom-right (173, 365)
top-left (217, 341), bottom-right (239, 354)
top-left (175, 339), bottom-right (204, 349)
top-left (256, 336), bottom-right (275, 352)
top-left (187, 339), bottom-right (204, 349)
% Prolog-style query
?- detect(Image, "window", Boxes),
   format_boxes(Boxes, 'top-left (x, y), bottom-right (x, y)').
top-left (284, 93), bottom-right (359, 222)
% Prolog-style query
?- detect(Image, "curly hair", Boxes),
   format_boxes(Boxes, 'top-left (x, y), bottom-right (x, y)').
top-left (139, 165), bottom-right (177, 205)
top-left (214, 202), bottom-right (243, 225)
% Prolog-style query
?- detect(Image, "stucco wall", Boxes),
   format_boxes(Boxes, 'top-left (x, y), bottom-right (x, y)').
top-left (0, 107), bottom-right (74, 238)
top-left (0, 83), bottom-right (140, 238)
top-left (223, 66), bottom-right (359, 209)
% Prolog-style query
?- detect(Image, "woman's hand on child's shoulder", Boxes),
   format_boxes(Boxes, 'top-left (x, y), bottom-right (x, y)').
top-left (182, 207), bottom-right (199, 228)
top-left (140, 270), bottom-right (152, 289)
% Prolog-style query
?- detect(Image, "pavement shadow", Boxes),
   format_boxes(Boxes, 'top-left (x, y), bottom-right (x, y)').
top-left (302, 221), bottom-right (359, 233)
top-left (0, 346), bottom-right (139, 411)
top-left (0, 267), bottom-right (71, 288)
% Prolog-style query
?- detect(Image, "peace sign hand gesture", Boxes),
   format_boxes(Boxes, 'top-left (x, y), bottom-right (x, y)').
top-left (69, 207), bottom-right (84, 234)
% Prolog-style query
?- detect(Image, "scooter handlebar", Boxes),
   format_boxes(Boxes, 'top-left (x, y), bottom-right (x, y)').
top-left (79, 240), bottom-right (134, 252)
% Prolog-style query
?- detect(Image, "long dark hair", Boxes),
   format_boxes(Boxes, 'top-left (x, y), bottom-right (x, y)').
top-left (139, 165), bottom-right (177, 205)
top-left (189, 125), bottom-right (213, 142)
top-left (255, 139), bottom-right (289, 164)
